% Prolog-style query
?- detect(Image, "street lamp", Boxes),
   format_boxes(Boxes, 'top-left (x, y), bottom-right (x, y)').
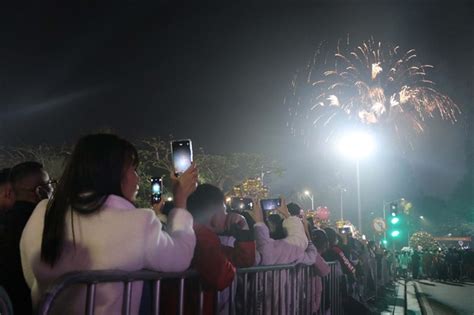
top-left (304, 190), bottom-right (314, 210)
top-left (338, 130), bottom-right (375, 234)
top-left (339, 187), bottom-right (347, 220)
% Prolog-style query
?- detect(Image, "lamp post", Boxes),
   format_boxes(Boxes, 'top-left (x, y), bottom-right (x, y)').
top-left (304, 190), bottom-right (314, 210)
top-left (339, 187), bottom-right (347, 220)
top-left (338, 131), bottom-right (375, 234)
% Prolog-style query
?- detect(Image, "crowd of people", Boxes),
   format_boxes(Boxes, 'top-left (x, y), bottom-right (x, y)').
top-left (395, 248), bottom-right (474, 282)
top-left (0, 133), bottom-right (467, 315)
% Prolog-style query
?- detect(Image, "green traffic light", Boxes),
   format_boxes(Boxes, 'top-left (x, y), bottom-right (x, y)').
top-left (391, 230), bottom-right (400, 237)
top-left (390, 217), bottom-right (400, 224)
top-left (382, 239), bottom-right (388, 245)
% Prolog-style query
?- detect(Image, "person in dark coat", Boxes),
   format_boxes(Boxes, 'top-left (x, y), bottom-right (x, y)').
top-left (412, 251), bottom-right (421, 279)
top-left (0, 161), bottom-right (53, 315)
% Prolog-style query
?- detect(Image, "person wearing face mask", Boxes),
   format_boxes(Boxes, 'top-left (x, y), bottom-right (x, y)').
top-left (0, 161), bottom-right (54, 315)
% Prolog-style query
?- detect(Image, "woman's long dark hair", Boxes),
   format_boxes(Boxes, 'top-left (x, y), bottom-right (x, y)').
top-left (41, 134), bottom-right (139, 267)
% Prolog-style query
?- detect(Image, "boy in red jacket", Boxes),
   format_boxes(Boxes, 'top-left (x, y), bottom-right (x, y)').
top-left (159, 184), bottom-right (255, 315)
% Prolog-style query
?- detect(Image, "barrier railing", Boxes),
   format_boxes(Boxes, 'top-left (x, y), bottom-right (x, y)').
top-left (37, 262), bottom-right (344, 315)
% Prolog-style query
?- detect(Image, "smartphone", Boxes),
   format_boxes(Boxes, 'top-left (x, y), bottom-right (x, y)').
top-left (230, 197), bottom-right (253, 211)
top-left (171, 139), bottom-right (193, 176)
top-left (151, 177), bottom-right (163, 204)
top-left (339, 226), bottom-right (352, 235)
top-left (260, 198), bottom-right (282, 211)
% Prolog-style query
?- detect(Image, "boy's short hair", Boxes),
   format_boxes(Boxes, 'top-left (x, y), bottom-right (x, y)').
top-left (287, 202), bottom-right (301, 216)
top-left (10, 161), bottom-right (44, 185)
top-left (187, 184), bottom-right (224, 217)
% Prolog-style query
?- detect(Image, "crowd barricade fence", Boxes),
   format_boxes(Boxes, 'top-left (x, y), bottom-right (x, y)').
top-left (37, 262), bottom-right (347, 315)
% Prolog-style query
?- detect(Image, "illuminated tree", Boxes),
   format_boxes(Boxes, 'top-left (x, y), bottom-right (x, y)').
top-left (0, 144), bottom-right (70, 180)
top-left (409, 231), bottom-right (439, 251)
top-left (226, 177), bottom-right (269, 200)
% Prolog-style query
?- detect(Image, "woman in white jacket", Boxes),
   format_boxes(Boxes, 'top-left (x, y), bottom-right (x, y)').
top-left (251, 199), bottom-right (317, 314)
top-left (20, 134), bottom-right (198, 315)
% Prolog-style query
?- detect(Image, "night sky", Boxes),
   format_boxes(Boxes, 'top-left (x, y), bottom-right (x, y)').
top-left (0, 1), bottom-right (472, 228)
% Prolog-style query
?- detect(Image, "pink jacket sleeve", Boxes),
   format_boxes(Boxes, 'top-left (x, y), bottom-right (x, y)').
top-left (313, 254), bottom-right (330, 277)
top-left (143, 207), bottom-right (196, 272)
top-left (254, 222), bottom-right (305, 265)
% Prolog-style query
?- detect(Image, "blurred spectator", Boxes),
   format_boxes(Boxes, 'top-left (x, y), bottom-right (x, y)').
top-left (0, 168), bottom-right (15, 214)
top-left (0, 161), bottom-right (53, 315)
top-left (446, 248), bottom-right (461, 281)
top-left (422, 250), bottom-right (433, 279)
top-left (286, 202), bottom-right (302, 217)
top-left (399, 251), bottom-right (410, 278)
top-left (323, 227), bottom-right (356, 278)
top-left (20, 134), bottom-right (198, 315)
top-left (312, 229), bottom-right (329, 254)
top-left (311, 229), bottom-right (331, 312)
top-left (412, 251), bottom-right (420, 279)
top-left (252, 198), bottom-right (311, 265)
top-left (160, 183), bottom-right (255, 315)
top-left (266, 214), bottom-right (285, 240)
top-left (251, 199), bottom-right (315, 314)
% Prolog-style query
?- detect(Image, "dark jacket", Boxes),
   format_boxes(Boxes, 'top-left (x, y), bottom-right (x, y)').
top-left (0, 201), bottom-right (37, 315)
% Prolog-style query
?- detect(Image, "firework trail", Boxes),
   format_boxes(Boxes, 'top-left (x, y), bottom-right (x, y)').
top-left (286, 37), bottom-right (461, 146)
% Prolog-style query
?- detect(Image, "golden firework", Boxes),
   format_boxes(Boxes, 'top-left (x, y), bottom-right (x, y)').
top-left (287, 37), bottom-right (461, 145)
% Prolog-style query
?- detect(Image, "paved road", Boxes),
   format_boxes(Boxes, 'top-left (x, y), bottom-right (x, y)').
top-left (415, 280), bottom-right (474, 315)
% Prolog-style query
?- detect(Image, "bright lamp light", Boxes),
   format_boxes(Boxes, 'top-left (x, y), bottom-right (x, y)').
top-left (338, 130), bottom-right (375, 160)
top-left (391, 230), bottom-right (400, 237)
top-left (304, 190), bottom-right (310, 196)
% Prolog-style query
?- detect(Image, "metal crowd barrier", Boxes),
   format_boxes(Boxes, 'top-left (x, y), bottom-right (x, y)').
top-left (37, 262), bottom-right (344, 315)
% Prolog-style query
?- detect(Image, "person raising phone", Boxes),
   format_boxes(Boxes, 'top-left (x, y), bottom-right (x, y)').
top-left (252, 197), bottom-right (311, 265)
top-left (20, 134), bottom-right (198, 315)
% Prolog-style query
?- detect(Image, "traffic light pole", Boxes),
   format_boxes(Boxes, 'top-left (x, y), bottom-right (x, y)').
top-left (356, 160), bottom-right (362, 234)
top-left (382, 201), bottom-right (387, 242)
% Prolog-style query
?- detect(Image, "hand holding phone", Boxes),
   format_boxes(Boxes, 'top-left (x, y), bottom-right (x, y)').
top-left (251, 198), bottom-right (264, 223)
top-left (151, 177), bottom-right (163, 204)
top-left (171, 163), bottom-right (198, 209)
top-left (171, 139), bottom-right (193, 176)
top-left (260, 198), bottom-right (282, 212)
top-left (275, 196), bottom-right (289, 219)
top-left (230, 197), bottom-right (253, 211)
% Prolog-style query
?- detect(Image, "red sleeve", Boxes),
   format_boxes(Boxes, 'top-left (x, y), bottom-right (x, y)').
top-left (193, 226), bottom-right (236, 291)
top-left (221, 240), bottom-right (256, 268)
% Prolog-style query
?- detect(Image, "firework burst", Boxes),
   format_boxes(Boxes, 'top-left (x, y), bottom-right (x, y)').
top-left (286, 37), bottom-right (460, 146)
